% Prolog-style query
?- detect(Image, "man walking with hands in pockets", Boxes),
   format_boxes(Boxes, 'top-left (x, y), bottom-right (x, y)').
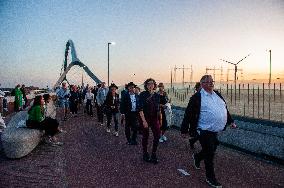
top-left (181, 75), bottom-right (237, 188)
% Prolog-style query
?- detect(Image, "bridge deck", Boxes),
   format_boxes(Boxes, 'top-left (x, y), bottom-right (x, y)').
top-left (0, 110), bottom-right (283, 187)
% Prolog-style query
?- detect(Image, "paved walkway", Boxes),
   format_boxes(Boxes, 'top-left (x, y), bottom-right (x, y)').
top-left (0, 110), bottom-right (283, 188)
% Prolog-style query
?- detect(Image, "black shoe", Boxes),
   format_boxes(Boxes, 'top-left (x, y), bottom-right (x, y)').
top-left (143, 153), bottom-right (151, 162)
top-left (192, 154), bottom-right (200, 169)
top-left (150, 153), bottom-right (158, 164)
top-left (206, 178), bottom-right (222, 188)
top-left (189, 138), bottom-right (195, 149)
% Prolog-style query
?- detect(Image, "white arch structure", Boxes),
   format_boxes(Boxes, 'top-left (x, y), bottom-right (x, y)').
top-left (54, 40), bottom-right (102, 88)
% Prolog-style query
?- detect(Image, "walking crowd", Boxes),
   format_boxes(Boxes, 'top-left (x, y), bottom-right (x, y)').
top-left (1, 74), bottom-right (237, 188)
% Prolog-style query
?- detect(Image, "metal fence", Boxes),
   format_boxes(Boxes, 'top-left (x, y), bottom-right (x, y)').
top-left (167, 83), bottom-right (283, 122)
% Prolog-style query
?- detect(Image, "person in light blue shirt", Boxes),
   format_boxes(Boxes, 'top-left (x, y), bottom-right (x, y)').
top-left (56, 82), bottom-right (70, 121)
top-left (96, 82), bottom-right (108, 125)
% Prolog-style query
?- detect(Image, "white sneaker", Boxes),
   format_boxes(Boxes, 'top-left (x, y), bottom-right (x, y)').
top-left (159, 137), bottom-right (164, 143)
top-left (162, 135), bottom-right (167, 141)
top-left (114, 132), bottom-right (119, 137)
top-left (106, 128), bottom-right (111, 133)
top-left (51, 141), bottom-right (63, 146)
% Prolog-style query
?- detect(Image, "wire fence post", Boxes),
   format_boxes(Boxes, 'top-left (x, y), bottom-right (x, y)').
top-left (252, 85), bottom-right (255, 118)
top-left (257, 85), bottom-right (260, 118)
top-left (230, 84), bottom-right (233, 104)
top-left (234, 83), bottom-right (237, 106)
top-left (243, 83), bottom-right (246, 116)
top-left (263, 83), bottom-right (265, 118)
top-left (247, 84), bottom-right (250, 116)
top-left (238, 84), bottom-right (241, 100)
top-left (274, 83), bottom-right (276, 101)
top-left (280, 83), bottom-right (283, 122)
top-left (269, 83), bottom-right (271, 120)
top-left (280, 83), bottom-right (282, 101)
top-left (227, 84), bottom-right (229, 97)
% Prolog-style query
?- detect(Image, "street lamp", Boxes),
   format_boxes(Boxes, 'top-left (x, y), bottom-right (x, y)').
top-left (108, 42), bottom-right (115, 86)
top-left (82, 65), bottom-right (86, 87)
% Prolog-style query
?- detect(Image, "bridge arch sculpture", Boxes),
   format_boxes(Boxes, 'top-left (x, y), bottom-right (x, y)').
top-left (54, 40), bottom-right (102, 88)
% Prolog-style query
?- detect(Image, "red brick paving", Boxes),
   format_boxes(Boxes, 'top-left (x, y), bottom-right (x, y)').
top-left (0, 110), bottom-right (283, 188)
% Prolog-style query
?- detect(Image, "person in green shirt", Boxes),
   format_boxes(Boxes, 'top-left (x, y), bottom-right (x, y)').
top-left (27, 95), bottom-right (62, 146)
top-left (14, 84), bottom-right (23, 112)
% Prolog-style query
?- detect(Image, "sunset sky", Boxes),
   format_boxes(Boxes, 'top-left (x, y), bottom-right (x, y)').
top-left (0, 0), bottom-right (284, 88)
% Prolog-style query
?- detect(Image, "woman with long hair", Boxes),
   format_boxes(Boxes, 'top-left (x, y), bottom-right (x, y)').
top-left (104, 83), bottom-right (120, 136)
top-left (26, 95), bottom-right (62, 146)
top-left (139, 78), bottom-right (161, 164)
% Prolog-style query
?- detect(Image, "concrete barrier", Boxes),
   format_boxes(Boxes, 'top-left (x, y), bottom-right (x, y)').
top-left (1, 111), bottom-right (43, 158)
top-left (172, 106), bottom-right (284, 162)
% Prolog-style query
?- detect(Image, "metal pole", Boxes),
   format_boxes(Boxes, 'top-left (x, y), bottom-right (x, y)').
top-left (170, 69), bottom-right (173, 88)
top-left (234, 65), bottom-right (237, 86)
top-left (269, 50), bottom-right (271, 85)
top-left (230, 84), bottom-right (233, 104)
top-left (252, 86), bottom-right (255, 117)
top-left (269, 84), bottom-right (271, 120)
top-left (243, 83), bottom-right (246, 116)
top-left (274, 83), bottom-right (276, 101)
top-left (182, 65), bottom-right (185, 88)
top-left (107, 43), bottom-right (110, 86)
top-left (280, 83), bottom-right (282, 101)
top-left (257, 86), bottom-right (260, 118)
top-left (248, 84), bottom-right (250, 116)
top-left (263, 83), bottom-right (265, 118)
top-left (239, 84), bottom-right (241, 101)
top-left (234, 82), bottom-right (237, 106)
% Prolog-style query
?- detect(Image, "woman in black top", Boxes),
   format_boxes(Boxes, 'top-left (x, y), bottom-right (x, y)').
top-left (104, 83), bottom-right (120, 136)
top-left (139, 78), bottom-right (161, 164)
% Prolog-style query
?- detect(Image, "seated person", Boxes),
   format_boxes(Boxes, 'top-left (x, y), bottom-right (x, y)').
top-left (43, 93), bottom-right (65, 133)
top-left (26, 95), bottom-right (62, 146)
top-left (43, 94), bottom-right (56, 119)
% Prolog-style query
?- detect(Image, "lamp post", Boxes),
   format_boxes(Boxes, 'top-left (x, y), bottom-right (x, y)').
top-left (269, 49), bottom-right (272, 86)
top-left (81, 66), bottom-right (86, 87)
top-left (108, 42), bottom-right (115, 86)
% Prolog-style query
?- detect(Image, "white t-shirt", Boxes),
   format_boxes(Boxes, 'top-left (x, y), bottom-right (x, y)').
top-left (130, 94), bottom-right (136, 111)
top-left (198, 88), bottom-right (227, 132)
top-left (85, 92), bottom-right (94, 100)
top-left (44, 101), bottom-right (56, 119)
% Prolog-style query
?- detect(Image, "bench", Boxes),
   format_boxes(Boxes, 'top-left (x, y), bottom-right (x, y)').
top-left (1, 111), bottom-right (44, 158)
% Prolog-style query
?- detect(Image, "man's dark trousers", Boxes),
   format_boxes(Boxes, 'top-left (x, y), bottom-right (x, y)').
top-left (125, 112), bottom-right (138, 143)
top-left (195, 130), bottom-right (219, 180)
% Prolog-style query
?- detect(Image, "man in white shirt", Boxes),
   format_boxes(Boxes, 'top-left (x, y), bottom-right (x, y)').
top-left (120, 82), bottom-right (139, 145)
top-left (85, 88), bottom-right (95, 116)
top-left (181, 75), bottom-right (237, 188)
